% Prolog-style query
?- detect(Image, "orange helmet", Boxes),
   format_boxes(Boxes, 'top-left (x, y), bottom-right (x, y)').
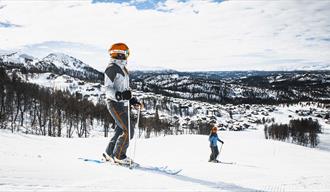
top-left (211, 127), bottom-right (217, 133)
top-left (108, 43), bottom-right (130, 60)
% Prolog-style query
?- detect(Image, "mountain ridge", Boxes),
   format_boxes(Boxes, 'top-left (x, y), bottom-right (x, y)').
top-left (0, 51), bottom-right (103, 83)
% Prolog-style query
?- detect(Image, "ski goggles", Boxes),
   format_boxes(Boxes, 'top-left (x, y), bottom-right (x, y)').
top-left (110, 49), bottom-right (130, 58)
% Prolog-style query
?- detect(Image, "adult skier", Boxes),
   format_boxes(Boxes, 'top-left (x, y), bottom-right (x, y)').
top-left (103, 43), bottom-right (142, 164)
top-left (208, 127), bottom-right (224, 163)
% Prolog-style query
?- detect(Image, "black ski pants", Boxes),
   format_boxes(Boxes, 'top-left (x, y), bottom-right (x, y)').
top-left (210, 146), bottom-right (219, 161)
top-left (105, 100), bottom-right (134, 160)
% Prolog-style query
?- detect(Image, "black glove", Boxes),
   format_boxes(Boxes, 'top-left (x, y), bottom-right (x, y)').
top-left (130, 97), bottom-right (141, 106)
top-left (221, 141), bottom-right (224, 144)
top-left (115, 91), bottom-right (122, 101)
top-left (122, 90), bottom-right (132, 100)
top-left (115, 90), bottom-right (132, 101)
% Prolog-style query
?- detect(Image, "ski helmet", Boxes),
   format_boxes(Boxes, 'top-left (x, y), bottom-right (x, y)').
top-left (108, 43), bottom-right (130, 60)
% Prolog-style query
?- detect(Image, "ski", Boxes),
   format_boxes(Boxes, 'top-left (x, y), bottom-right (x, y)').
top-left (79, 156), bottom-right (182, 175)
top-left (219, 161), bottom-right (236, 165)
top-left (209, 160), bottom-right (236, 165)
top-left (78, 157), bottom-right (104, 164)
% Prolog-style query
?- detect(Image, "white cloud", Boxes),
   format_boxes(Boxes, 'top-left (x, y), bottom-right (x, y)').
top-left (0, 0), bottom-right (329, 71)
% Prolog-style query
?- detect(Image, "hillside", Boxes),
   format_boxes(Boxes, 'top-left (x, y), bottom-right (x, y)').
top-left (2, 51), bottom-right (330, 106)
top-left (131, 71), bottom-right (330, 104)
top-left (1, 54), bottom-right (330, 141)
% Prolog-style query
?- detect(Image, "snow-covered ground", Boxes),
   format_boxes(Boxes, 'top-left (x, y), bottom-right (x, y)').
top-left (1, 125), bottom-right (330, 192)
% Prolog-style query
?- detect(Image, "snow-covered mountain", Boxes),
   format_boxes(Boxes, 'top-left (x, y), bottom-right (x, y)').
top-left (2, 51), bottom-right (330, 133)
top-left (43, 53), bottom-right (89, 72)
top-left (0, 51), bottom-right (105, 104)
top-left (0, 51), bottom-right (103, 82)
top-left (1, 51), bottom-right (330, 139)
top-left (131, 71), bottom-right (330, 103)
top-left (0, 51), bottom-right (37, 66)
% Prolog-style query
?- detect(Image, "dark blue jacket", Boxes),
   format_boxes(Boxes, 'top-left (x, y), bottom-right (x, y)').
top-left (209, 133), bottom-right (223, 147)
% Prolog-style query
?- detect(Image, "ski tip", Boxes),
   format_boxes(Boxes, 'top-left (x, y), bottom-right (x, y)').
top-left (164, 168), bottom-right (182, 175)
top-left (170, 169), bottom-right (182, 175)
top-left (219, 161), bottom-right (236, 165)
top-left (78, 157), bottom-right (104, 164)
top-left (78, 157), bottom-right (89, 162)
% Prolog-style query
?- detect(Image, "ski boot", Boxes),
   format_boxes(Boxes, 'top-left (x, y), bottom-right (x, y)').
top-left (102, 153), bottom-right (114, 163)
top-left (114, 156), bottom-right (133, 165)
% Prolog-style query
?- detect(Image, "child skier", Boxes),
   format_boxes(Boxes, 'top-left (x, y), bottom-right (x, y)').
top-left (209, 127), bottom-right (224, 163)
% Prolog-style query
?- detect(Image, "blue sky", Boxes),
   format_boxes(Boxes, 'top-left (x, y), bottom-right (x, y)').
top-left (92, 0), bottom-right (223, 10)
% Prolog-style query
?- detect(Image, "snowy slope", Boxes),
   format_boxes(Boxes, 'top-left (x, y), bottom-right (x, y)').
top-left (1, 127), bottom-right (330, 192)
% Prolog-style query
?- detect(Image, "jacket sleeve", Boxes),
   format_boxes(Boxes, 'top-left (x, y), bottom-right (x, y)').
top-left (129, 97), bottom-right (140, 105)
top-left (104, 65), bottom-right (118, 101)
top-left (217, 136), bottom-right (223, 143)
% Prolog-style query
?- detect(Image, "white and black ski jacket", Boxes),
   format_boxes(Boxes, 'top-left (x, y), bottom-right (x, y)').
top-left (104, 59), bottom-right (130, 102)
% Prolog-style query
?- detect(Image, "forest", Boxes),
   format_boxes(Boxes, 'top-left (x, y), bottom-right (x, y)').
top-left (0, 68), bottom-right (111, 137)
top-left (264, 118), bottom-right (322, 147)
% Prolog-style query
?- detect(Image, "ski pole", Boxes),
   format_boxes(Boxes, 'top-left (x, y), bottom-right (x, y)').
top-left (127, 100), bottom-right (131, 167)
top-left (219, 143), bottom-right (223, 154)
top-left (133, 105), bottom-right (141, 163)
top-left (217, 143), bottom-right (223, 162)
